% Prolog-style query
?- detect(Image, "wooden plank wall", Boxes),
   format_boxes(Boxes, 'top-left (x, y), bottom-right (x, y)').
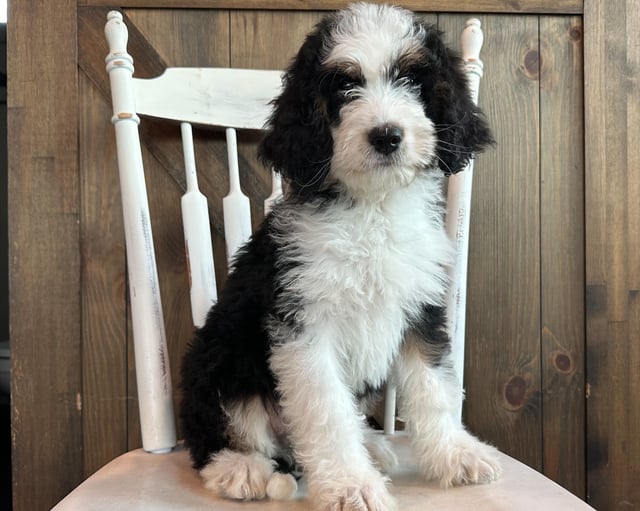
top-left (441, 14), bottom-right (585, 498)
top-left (9, 1), bottom-right (639, 510)
top-left (584, 1), bottom-right (640, 509)
top-left (8, 1), bottom-right (83, 510)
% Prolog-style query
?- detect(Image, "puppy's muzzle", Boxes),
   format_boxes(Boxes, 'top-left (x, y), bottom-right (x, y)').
top-left (368, 124), bottom-right (404, 155)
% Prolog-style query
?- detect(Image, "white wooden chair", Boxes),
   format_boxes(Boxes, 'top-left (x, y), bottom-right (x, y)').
top-left (52, 11), bottom-right (594, 511)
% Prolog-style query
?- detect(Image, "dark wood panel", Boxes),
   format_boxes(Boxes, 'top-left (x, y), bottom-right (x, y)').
top-left (79, 71), bottom-right (129, 477)
top-left (8, 1), bottom-right (82, 510)
top-left (230, 10), bottom-right (324, 70)
top-left (78, 0), bottom-right (584, 14)
top-left (126, 8), bottom-right (230, 67)
top-left (584, 0), bottom-right (640, 509)
top-left (539, 15), bottom-right (585, 498)
top-left (440, 14), bottom-right (543, 469)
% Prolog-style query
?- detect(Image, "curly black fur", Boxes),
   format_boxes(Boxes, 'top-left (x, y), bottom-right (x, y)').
top-left (180, 221), bottom-right (282, 469)
top-left (415, 23), bottom-right (494, 174)
top-left (259, 16), bottom-right (338, 199)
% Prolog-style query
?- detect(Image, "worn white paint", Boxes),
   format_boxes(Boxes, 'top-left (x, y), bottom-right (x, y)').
top-left (105, 10), bottom-right (176, 454)
top-left (445, 18), bottom-right (486, 417)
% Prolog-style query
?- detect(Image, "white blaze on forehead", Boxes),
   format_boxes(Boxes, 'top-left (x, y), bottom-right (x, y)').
top-left (323, 3), bottom-right (425, 79)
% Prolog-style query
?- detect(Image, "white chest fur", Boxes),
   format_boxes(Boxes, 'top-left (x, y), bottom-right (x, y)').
top-left (273, 173), bottom-right (453, 390)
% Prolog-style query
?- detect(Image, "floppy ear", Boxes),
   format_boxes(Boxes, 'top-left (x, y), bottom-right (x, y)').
top-left (419, 24), bottom-right (494, 175)
top-left (259, 18), bottom-right (335, 198)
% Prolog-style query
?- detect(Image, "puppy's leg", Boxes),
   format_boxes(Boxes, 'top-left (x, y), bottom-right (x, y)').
top-left (199, 395), bottom-right (297, 501)
top-left (364, 428), bottom-right (398, 474)
top-left (395, 331), bottom-right (502, 487)
top-left (270, 338), bottom-right (397, 511)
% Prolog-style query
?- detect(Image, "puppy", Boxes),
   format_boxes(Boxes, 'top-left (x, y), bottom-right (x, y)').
top-left (180, 3), bottom-right (500, 510)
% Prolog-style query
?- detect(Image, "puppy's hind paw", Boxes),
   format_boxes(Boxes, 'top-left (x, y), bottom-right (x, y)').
top-left (200, 449), bottom-right (275, 500)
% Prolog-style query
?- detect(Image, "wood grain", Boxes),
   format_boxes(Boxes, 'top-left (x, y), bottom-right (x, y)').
top-left (539, 15), bottom-right (585, 498)
top-left (127, 8), bottom-right (230, 67)
top-left (584, 0), bottom-right (640, 508)
top-left (439, 14), bottom-right (543, 470)
top-left (79, 72), bottom-right (128, 477)
top-left (77, 0), bottom-right (584, 14)
top-left (230, 10), bottom-right (326, 70)
top-left (8, 1), bottom-right (82, 510)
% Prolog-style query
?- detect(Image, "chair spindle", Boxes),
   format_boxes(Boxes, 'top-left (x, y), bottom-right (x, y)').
top-left (180, 122), bottom-right (217, 327)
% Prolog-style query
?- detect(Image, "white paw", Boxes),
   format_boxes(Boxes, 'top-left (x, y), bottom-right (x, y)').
top-left (266, 472), bottom-right (298, 500)
top-left (311, 472), bottom-right (397, 511)
top-left (364, 432), bottom-right (398, 473)
top-left (422, 431), bottom-right (502, 487)
top-left (200, 449), bottom-right (274, 500)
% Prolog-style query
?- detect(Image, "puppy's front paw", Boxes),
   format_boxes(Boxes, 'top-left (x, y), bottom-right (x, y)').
top-left (311, 472), bottom-right (397, 511)
top-left (423, 431), bottom-right (502, 487)
top-left (266, 472), bottom-right (298, 500)
top-left (200, 449), bottom-right (275, 500)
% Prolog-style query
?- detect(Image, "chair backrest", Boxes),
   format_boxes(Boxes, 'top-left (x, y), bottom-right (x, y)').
top-left (104, 11), bottom-right (486, 453)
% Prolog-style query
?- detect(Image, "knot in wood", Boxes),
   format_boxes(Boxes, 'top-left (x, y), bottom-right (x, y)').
top-left (552, 351), bottom-right (573, 374)
top-left (504, 375), bottom-right (527, 409)
top-left (523, 49), bottom-right (540, 79)
top-left (569, 26), bottom-right (583, 42)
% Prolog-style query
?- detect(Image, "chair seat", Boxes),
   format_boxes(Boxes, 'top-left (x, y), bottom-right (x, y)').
top-left (53, 433), bottom-right (593, 510)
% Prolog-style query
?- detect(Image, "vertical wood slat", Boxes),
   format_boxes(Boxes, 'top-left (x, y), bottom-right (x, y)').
top-left (440, 14), bottom-right (543, 469)
top-left (8, 1), bottom-right (82, 510)
top-left (223, 127), bottom-right (252, 262)
top-left (180, 121), bottom-right (218, 327)
top-left (78, 4), bottom-right (137, 476)
top-left (79, 71), bottom-right (128, 477)
top-left (584, 0), bottom-right (640, 508)
top-left (539, 15), bottom-right (585, 498)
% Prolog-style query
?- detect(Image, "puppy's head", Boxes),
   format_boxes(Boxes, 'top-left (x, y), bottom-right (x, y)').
top-left (259, 3), bottom-right (493, 199)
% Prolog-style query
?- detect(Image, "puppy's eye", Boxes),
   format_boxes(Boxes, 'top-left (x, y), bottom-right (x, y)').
top-left (333, 74), bottom-right (361, 94)
top-left (399, 71), bottom-right (420, 87)
top-left (339, 81), bottom-right (356, 92)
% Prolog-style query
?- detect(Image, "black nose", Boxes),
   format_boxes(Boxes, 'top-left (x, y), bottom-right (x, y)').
top-left (368, 125), bottom-right (404, 155)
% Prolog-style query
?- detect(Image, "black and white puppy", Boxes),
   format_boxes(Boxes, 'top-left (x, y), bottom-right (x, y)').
top-left (181, 3), bottom-right (500, 509)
